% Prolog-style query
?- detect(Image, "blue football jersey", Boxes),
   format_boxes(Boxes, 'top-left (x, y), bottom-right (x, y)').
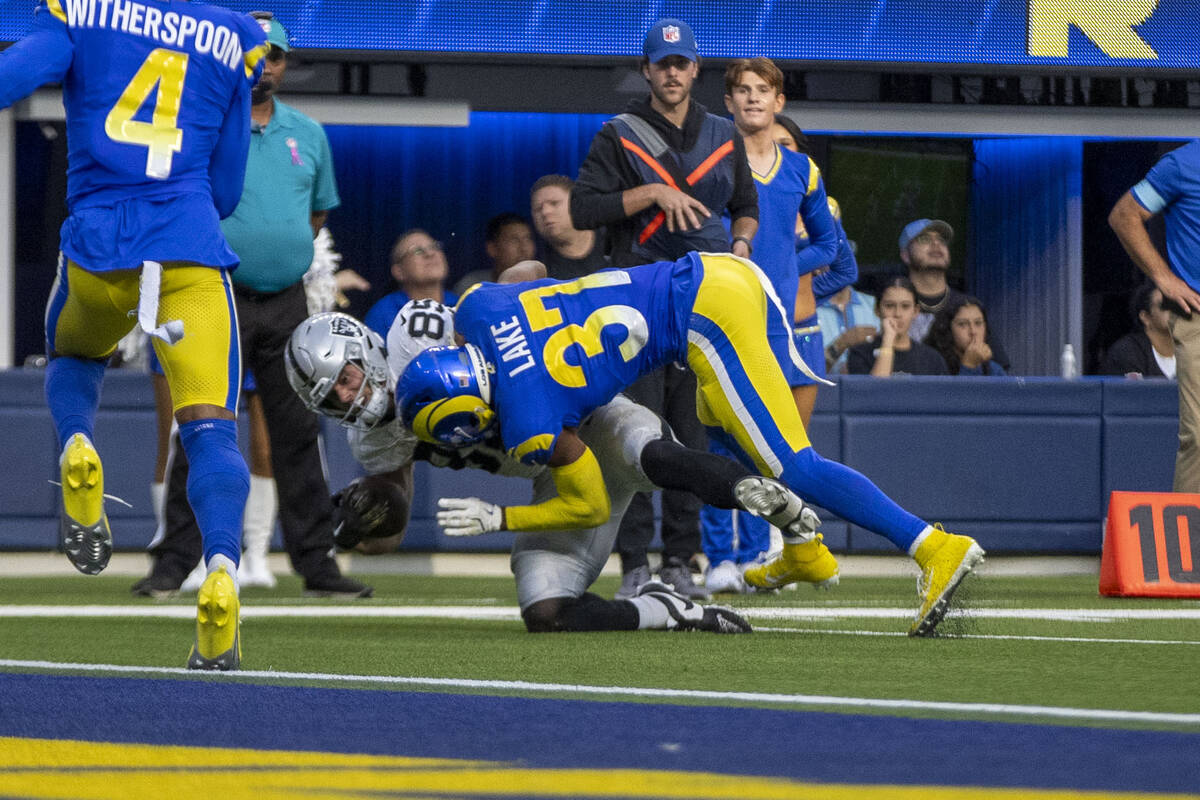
top-left (751, 146), bottom-right (836, 321)
top-left (0, 1), bottom-right (267, 214)
top-left (454, 256), bottom-right (703, 464)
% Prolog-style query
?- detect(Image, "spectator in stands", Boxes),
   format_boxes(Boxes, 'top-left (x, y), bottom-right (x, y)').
top-left (364, 230), bottom-right (458, 339)
top-left (452, 213), bottom-right (536, 296)
top-left (900, 218), bottom-right (1011, 371)
top-left (819, 284), bottom-right (880, 374)
top-left (570, 18), bottom-right (758, 601)
top-left (847, 276), bottom-right (948, 376)
top-left (1100, 283), bottom-right (1176, 380)
top-left (530, 175), bottom-right (609, 280)
top-left (925, 295), bottom-right (1008, 376)
top-left (133, 12), bottom-right (370, 600)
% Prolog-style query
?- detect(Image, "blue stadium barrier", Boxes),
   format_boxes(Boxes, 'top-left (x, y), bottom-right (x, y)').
top-left (0, 370), bottom-right (1177, 555)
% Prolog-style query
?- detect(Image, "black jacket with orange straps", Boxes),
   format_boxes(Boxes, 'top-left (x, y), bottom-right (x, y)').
top-left (571, 97), bottom-right (757, 269)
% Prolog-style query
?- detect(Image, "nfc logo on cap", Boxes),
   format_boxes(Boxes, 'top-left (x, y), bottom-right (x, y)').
top-left (662, 25), bottom-right (680, 44)
top-left (257, 19), bottom-right (272, 36)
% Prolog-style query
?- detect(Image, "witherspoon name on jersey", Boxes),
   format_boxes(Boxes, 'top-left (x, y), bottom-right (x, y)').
top-left (50, 0), bottom-right (248, 71)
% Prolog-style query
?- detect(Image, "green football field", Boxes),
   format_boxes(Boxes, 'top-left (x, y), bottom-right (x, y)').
top-left (2, 568), bottom-right (1198, 732)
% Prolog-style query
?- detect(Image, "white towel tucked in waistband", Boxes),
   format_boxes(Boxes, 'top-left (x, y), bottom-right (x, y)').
top-left (137, 261), bottom-right (185, 345)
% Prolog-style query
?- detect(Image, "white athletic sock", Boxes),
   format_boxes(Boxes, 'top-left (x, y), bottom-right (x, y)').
top-left (149, 481), bottom-right (165, 530)
top-left (242, 475), bottom-right (278, 553)
top-left (628, 595), bottom-right (671, 629)
top-left (207, 553), bottom-right (240, 593)
top-left (907, 525), bottom-right (935, 558)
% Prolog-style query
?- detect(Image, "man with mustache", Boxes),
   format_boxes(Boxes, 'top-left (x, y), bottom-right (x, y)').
top-left (570, 18), bottom-right (758, 601)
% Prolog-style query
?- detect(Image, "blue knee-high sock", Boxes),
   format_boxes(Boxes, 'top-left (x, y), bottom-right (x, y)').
top-left (736, 513), bottom-right (771, 563)
top-left (701, 426), bottom-right (778, 562)
top-left (45, 356), bottom-right (106, 450)
top-left (782, 448), bottom-right (927, 551)
top-left (178, 418), bottom-right (249, 566)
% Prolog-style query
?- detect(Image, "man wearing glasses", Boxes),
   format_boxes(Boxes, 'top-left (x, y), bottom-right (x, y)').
top-left (900, 218), bottom-right (1011, 370)
top-left (137, 10), bottom-right (372, 600)
top-left (364, 231), bottom-right (458, 339)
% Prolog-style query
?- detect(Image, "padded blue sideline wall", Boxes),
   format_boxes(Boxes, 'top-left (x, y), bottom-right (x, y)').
top-left (0, 370), bottom-right (1177, 557)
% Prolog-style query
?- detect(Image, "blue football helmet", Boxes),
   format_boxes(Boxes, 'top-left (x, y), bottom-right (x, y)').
top-left (396, 344), bottom-right (496, 446)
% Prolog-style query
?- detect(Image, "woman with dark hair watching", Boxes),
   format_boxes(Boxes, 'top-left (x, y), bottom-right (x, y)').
top-left (847, 276), bottom-right (948, 376)
top-left (926, 295), bottom-right (1008, 376)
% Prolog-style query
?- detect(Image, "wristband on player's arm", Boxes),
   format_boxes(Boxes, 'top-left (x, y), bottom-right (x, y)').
top-left (504, 446), bottom-right (610, 531)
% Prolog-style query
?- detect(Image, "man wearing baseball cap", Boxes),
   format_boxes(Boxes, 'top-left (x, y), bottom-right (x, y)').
top-left (570, 18), bottom-right (758, 601)
top-left (900, 218), bottom-right (1011, 369)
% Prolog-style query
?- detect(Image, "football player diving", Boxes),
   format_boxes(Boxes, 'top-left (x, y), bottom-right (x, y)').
top-left (396, 252), bottom-right (985, 637)
top-left (286, 275), bottom-right (822, 635)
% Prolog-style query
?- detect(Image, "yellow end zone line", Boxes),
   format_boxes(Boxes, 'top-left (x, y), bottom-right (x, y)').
top-left (2, 657), bottom-right (1199, 728)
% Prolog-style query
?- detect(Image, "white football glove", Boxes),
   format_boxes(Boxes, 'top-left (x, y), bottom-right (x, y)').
top-left (436, 497), bottom-right (503, 536)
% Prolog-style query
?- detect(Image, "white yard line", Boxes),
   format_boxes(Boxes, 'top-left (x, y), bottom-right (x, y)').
top-left (2, 605), bottom-right (1200, 621)
top-left (1, 657), bottom-right (1198, 728)
top-left (756, 626), bottom-right (1200, 646)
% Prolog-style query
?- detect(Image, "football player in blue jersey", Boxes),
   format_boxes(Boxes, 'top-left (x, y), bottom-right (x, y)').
top-left (699, 58), bottom-right (848, 593)
top-left (397, 253), bottom-right (986, 636)
top-left (0, 0), bottom-right (269, 669)
top-left (286, 293), bottom-right (833, 634)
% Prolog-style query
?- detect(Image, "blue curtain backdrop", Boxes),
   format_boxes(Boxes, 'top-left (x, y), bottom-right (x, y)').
top-left (324, 111), bottom-right (609, 317)
top-left (971, 137), bottom-right (1083, 376)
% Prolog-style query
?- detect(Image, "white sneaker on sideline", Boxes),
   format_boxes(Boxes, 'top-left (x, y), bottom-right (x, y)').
top-left (179, 560), bottom-right (206, 593)
top-left (705, 560), bottom-right (745, 594)
top-left (238, 551), bottom-right (276, 589)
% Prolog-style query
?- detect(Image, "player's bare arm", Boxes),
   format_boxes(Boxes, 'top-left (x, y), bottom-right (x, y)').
top-left (1110, 192), bottom-right (1200, 314)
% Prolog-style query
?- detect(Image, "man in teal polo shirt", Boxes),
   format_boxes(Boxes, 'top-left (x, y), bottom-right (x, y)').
top-left (138, 11), bottom-right (371, 598)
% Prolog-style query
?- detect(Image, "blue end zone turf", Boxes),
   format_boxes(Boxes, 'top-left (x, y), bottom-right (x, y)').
top-left (1, 673), bottom-right (1197, 794)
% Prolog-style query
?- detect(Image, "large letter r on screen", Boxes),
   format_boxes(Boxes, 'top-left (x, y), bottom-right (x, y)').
top-left (1028, 0), bottom-right (1158, 59)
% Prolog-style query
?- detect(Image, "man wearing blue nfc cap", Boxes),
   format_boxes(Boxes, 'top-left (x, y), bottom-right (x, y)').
top-left (570, 18), bottom-right (758, 601)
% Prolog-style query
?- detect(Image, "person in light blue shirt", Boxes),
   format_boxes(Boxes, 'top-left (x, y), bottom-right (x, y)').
top-left (1111, 139), bottom-right (1200, 492)
top-left (819, 284), bottom-right (880, 374)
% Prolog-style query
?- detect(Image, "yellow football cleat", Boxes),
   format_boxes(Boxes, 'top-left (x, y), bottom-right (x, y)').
top-left (743, 534), bottom-right (840, 590)
top-left (59, 433), bottom-right (112, 575)
top-left (909, 527), bottom-right (985, 637)
top-left (187, 566), bottom-right (241, 671)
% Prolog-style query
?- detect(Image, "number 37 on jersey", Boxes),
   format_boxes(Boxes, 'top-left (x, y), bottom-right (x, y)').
top-left (501, 272), bottom-right (649, 389)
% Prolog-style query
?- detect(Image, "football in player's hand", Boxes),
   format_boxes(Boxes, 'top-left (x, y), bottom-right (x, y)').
top-left (331, 475), bottom-right (410, 549)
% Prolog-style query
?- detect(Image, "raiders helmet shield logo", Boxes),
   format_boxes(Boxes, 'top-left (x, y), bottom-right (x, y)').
top-left (329, 316), bottom-right (362, 338)
top-left (662, 25), bottom-right (680, 43)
